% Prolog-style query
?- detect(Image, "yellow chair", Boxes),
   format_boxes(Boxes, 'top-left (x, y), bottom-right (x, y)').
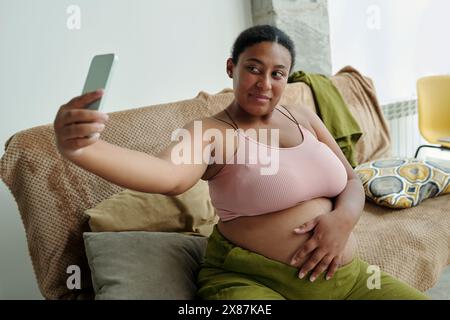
top-left (414, 75), bottom-right (450, 158)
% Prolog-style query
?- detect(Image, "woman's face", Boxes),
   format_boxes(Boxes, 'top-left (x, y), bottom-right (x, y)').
top-left (227, 41), bottom-right (292, 118)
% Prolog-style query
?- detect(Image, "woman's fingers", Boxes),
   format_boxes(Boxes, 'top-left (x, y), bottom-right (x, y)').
top-left (293, 217), bottom-right (319, 234)
top-left (64, 90), bottom-right (103, 109)
top-left (61, 122), bottom-right (105, 140)
top-left (297, 249), bottom-right (326, 279)
top-left (60, 109), bottom-right (109, 127)
top-left (325, 256), bottom-right (341, 281)
top-left (290, 238), bottom-right (318, 266)
top-left (308, 255), bottom-right (334, 282)
top-left (54, 91), bottom-right (108, 157)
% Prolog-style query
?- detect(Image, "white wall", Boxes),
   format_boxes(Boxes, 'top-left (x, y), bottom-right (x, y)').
top-left (328, 0), bottom-right (450, 104)
top-left (0, 0), bottom-right (252, 299)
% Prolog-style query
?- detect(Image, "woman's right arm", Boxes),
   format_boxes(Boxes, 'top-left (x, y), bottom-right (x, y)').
top-left (54, 90), bottom-right (210, 196)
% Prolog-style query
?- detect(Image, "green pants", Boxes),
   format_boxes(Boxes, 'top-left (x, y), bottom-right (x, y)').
top-left (196, 226), bottom-right (429, 300)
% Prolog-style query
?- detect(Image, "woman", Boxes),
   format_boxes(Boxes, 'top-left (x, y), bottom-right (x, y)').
top-left (53, 25), bottom-right (429, 300)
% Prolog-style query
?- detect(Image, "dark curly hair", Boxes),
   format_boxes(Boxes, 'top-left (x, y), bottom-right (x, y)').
top-left (231, 25), bottom-right (296, 74)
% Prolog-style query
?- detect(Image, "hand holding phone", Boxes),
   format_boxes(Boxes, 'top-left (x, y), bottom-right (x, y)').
top-left (54, 54), bottom-right (117, 158)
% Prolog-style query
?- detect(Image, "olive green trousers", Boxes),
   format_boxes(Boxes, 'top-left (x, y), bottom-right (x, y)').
top-left (196, 226), bottom-right (429, 300)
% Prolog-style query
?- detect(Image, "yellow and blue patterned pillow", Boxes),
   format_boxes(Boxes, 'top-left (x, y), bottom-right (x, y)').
top-left (354, 157), bottom-right (450, 208)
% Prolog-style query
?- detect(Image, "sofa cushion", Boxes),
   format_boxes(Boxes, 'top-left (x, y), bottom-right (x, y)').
top-left (355, 157), bottom-right (450, 208)
top-left (83, 231), bottom-right (207, 300)
top-left (86, 180), bottom-right (218, 237)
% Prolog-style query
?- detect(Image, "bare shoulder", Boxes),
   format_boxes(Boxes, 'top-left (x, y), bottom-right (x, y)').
top-left (284, 104), bottom-right (311, 119)
top-left (197, 112), bottom-right (240, 179)
top-left (203, 111), bottom-right (240, 137)
top-left (283, 105), bottom-right (319, 139)
top-left (185, 111), bottom-right (233, 130)
top-left (178, 114), bottom-right (231, 135)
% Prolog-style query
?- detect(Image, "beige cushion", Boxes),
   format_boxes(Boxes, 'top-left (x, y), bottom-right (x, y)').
top-left (86, 180), bottom-right (218, 237)
top-left (355, 157), bottom-right (450, 208)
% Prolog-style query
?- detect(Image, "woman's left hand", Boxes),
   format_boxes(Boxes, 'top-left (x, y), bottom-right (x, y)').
top-left (289, 211), bottom-right (353, 282)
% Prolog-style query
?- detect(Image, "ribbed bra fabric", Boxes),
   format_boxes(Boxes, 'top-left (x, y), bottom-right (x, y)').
top-left (208, 106), bottom-right (348, 222)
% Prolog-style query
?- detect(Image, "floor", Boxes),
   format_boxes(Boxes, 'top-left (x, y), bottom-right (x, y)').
top-left (426, 265), bottom-right (450, 300)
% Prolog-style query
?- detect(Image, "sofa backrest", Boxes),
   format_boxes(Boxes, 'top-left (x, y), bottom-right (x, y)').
top-left (0, 67), bottom-right (391, 299)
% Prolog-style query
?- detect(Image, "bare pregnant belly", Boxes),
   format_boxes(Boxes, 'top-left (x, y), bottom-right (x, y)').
top-left (217, 197), bottom-right (357, 268)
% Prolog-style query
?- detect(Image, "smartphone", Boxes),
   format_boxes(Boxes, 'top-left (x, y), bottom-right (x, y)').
top-left (82, 53), bottom-right (118, 111)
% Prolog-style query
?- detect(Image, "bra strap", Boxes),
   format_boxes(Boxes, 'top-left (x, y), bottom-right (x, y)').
top-left (224, 109), bottom-right (240, 130)
top-left (276, 105), bottom-right (303, 136)
top-left (212, 117), bottom-right (238, 130)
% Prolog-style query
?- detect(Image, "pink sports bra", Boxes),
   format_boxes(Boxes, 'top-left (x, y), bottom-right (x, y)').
top-left (208, 106), bottom-right (348, 222)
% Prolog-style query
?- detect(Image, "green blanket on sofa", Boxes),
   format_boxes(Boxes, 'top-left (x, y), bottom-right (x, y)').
top-left (288, 71), bottom-right (362, 167)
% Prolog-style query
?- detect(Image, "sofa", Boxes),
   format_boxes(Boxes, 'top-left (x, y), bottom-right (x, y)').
top-left (1, 66), bottom-right (449, 299)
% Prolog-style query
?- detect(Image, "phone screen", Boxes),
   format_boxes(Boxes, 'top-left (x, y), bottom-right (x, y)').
top-left (82, 53), bottom-right (117, 111)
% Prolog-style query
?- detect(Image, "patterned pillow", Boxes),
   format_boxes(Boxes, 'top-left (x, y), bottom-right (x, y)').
top-left (354, 157), bottom-right (450, 208)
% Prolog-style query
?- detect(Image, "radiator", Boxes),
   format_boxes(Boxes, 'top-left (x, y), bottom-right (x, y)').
top-left (381, 99), bottom-right (424, 158)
